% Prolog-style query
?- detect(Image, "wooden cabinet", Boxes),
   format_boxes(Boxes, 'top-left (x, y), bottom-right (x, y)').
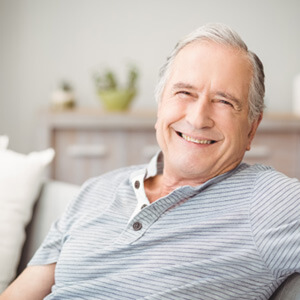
top-left (38, 109), bottom-right (158, 184)
top-left (38, 109), bottom-right (300, 184)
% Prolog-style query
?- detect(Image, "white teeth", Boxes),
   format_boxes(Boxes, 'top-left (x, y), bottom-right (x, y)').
top-left (181, 133), bottom-right (213, 144)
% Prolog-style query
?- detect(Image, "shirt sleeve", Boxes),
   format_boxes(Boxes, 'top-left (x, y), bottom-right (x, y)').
top-left (250, 169), bottom-right (300, 278)
top-left (28, 176), bottom-right (100, 266)
top-left (28, 219), bottom-right (65, 266)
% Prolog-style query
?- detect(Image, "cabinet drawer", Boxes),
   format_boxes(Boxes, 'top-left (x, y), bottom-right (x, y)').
top-left (53, 129), bottom-right (127, 184)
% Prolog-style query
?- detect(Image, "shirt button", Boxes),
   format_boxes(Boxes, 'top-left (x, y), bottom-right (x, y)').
top-left (133, 221), bottom-right (142, 231)
top-left (134, 180), bottom-right (140, 189)
top-left (141, 204), bottom-right (147, 209)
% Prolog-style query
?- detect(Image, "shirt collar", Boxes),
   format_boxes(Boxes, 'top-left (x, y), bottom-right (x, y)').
top-left (128, 151), bottom-right (246, 224)
top-left (131, 150), bottom-right (246, 192)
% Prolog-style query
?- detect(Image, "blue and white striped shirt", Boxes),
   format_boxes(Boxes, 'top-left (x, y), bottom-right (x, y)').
top-left (29, 153), bottom-right (300, 299)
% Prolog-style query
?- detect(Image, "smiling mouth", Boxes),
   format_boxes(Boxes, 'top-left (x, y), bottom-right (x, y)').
top-left (177, 132), bottom-right (216, 145)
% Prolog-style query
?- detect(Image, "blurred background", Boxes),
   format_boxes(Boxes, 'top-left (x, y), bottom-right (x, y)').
top-left (1, 0), bottom-right (300, 154)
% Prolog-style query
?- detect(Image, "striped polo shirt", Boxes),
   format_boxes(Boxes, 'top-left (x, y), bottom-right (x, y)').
top-left (29, 152), bottom-right (300, 300)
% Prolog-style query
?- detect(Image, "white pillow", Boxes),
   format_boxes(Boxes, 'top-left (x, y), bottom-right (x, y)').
top-left (0, 136), bottom-right (8, 150)
top-left (0, 136), bottom-right (55, 292)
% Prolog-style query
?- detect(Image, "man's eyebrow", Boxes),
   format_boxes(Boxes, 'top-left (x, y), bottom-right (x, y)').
top-left (172, 82), bottom-right (196, 90)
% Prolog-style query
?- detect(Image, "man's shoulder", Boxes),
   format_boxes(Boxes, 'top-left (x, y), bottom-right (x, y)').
top-left (241, 163), bottom-right (300, 205)
top-left (244, 163), bottom-right (299, 185)
top-left (230, 162), bottom-right (300, 193)
top-left (62, 164), bottom-right (146, 218)
top-left (99, 164), bottom-right (146, 182)
top-left (80, 164), bottom-right (146, 193)
top-left (239, 162), bottom-right (298, 182)
top-left (222, 163), bottom-right (273, 186)
top-left (239, 162), bottom-right (273, 174)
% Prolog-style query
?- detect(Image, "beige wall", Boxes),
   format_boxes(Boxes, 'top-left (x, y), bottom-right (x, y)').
top-left (1, 0), bottom-right (300, 152)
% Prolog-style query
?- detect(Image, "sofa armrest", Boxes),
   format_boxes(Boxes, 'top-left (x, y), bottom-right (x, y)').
top-left (18, 180), bottom-right (80, 273)
top-left (270, 273), bottom-right (300, 300)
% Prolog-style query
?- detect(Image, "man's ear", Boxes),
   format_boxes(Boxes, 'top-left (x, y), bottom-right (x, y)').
top-left (246, 113), bottom-right (263, 151)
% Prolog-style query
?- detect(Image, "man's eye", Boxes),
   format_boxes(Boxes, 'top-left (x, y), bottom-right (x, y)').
top-left (176, 91), bottom-right (191, 96)
top-left (219, 99), bottom-right (234, 107)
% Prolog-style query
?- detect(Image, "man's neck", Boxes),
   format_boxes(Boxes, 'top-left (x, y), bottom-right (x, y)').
top-left (144, 171), bottom-right (207, 203)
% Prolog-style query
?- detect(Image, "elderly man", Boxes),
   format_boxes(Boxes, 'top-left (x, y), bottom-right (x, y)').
top-left (1, 23), bottom-right (300, 300)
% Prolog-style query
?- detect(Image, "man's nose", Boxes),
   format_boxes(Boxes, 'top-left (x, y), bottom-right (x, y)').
top-left (185, 96), bottom-right (214, 129)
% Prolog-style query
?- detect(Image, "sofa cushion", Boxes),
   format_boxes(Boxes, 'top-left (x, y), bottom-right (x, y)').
top-left (18, 180), bottom-right (80, 272)
top-left (270, 273), bottom-right (300, 300)
top-left (0, 136), bottom-right (54, 292)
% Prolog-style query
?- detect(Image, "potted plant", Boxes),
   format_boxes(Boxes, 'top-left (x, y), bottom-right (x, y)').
top-left (51, 81), bottom-right (76, 110)
top-left (94, 66), bottom-right (138, 111)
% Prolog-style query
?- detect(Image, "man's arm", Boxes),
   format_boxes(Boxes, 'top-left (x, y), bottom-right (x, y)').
top-left (0, 263), bottom-right (55, 300)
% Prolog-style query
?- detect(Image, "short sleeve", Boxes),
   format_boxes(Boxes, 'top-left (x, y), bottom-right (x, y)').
top-left (28, 219), bottom-right (64, 265)
top-left (28, 176), bottom-right (100, 266)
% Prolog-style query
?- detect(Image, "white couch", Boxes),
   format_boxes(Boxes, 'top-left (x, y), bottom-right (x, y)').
top-left (16, 181), bottom-right (300, 299)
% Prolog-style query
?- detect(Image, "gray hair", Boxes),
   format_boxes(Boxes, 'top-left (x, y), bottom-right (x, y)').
top-left (155, 23), bottom-right (265, 122)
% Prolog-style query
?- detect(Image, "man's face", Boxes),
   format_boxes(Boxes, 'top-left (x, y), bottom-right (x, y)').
top-left (155, 41), bottom-right (261, 183)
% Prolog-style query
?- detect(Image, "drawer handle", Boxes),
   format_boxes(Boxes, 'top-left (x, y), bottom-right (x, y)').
top-left (245, 145), bottom-right (271, 159)
top-left (67, 144), bottom-right (108, 158)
